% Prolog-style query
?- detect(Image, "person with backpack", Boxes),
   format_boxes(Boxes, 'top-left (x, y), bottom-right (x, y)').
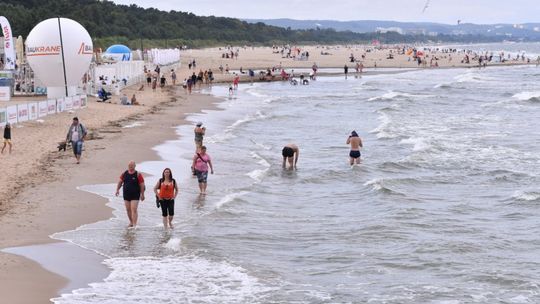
top-left (65, 117), bottom-right (87, 164)
top-left (191, 145), bottom-right (214, 195)
top-left (153, 168), bottom-right (178, 229)
top-left (115, 161), bottom-right (146, 228)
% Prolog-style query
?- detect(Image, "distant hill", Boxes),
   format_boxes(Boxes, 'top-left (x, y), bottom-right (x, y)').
top-left (244, 19), bottom-right (540, 40)
top-left (0, 0), bottom-right (535, 49)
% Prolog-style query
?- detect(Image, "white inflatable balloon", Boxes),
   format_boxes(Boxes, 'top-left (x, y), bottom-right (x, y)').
top-left (26, 18), bottom-right (92, 87)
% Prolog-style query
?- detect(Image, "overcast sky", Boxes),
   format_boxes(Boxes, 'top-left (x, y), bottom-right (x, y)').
top-left (112, 0), bottom-right (539, 25)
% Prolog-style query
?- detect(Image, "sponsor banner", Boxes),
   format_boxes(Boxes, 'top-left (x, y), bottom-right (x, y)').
top-left (81, 95), bottom-right (87, 108)
top-left (72, 95), bottom-right (81, 109)
top-left (17, 103), bottom-right (28, 122)
top-left (56, 98), bottom-right (65, 113)
top-left (6, 105), bottom-right (17, 124)
top-left (28, 102), bottom-right (38, 120)
top-left (0, 16), bottom-right (16, 70)
top-left (47, 99), bottom-right (57, 114)
top-left (38, 101), bottom-right (48, 117)
top-left (64, 96), bottom-right (73, 111)
top-left (0, 107), bottom-right (6, 127)
top-left (0, 86), bottom-right (10, 101)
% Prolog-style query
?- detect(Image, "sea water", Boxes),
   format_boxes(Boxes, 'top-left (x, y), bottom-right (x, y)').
top-left (51, 64), bottom-right (540, 303)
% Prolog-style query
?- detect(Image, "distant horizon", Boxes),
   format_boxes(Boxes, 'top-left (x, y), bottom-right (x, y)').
top-left (112, 0), bottom-right (540, 25)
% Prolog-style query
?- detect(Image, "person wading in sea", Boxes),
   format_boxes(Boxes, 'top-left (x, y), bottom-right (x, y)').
top-left (346, 131), bottom-right (363, 165)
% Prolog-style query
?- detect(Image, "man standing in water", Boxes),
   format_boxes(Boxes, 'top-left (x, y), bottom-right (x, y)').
top-left (116, 161), bottom-right (146, 228)
top-left (282, 143), bottom-right (299, 170)
top-left (346, 131), bottom-right (363, 165)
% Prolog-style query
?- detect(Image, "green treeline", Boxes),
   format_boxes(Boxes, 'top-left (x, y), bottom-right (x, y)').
top-left (0, 0), bottom-right (508, 49)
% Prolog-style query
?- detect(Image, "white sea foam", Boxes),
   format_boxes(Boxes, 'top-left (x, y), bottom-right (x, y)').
top-left (512, 190), bottom-right (540, 201)
top-left (215, 191), bottom-right (249, 209)
top-left (53, 255), bottom-right (274, 304)
top-left (163, 237), bottom-right (182, 252)
top-left (370, 112), bottom-right (397, 139)
top-left (400, 137), bottom-right (431, 152)
top-left (364, 178), bottom-right (384, 191)
top-left (512, 91), bottom-right (540, 101)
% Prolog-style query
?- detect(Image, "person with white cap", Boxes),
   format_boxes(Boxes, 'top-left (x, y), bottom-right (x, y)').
top-left (194, 122), bottom-right (206, 152)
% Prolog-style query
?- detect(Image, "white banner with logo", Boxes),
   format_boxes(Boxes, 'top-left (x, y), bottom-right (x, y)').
top-left (0, 16), bottom-right (16, 70)
top-left (6, 105), bottom-right (17, 124)
top-left (17, 104), bottom-right (29, 122)
top-left (38, 101), bottom-right (48, 117)
top-left (28, 102), bottom-right (38, 120)
top-left (56, 98), bottom-right (65, 113)
top-left (0, 107), bottom-right (6, 127)
top-left (0, 86), bottom-right (9, 101)
top-left (64, 96), bottom-right (73, 111)
top-left (48, 99), bottom-right (57, 114)
top-left (72, 95), bottom-right (81, 109)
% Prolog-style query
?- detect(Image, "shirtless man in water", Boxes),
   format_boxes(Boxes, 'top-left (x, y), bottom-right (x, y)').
top-left (282, 143), bottom-right (299, 170)
top-left (346, 131), bottom-right (363, 165)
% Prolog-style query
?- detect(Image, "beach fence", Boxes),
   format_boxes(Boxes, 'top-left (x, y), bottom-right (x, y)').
top-left (90, 59), bottom-right (181, 96)
top-left (0, 94), bottom-right (87, 127)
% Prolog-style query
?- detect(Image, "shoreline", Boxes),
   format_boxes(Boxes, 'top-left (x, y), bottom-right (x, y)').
top-left (0, 84), bottom-right (223, 302)
top-left (0, 44), bottom-right (536, 303)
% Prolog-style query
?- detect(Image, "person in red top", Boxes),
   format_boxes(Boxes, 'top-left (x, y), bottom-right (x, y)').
top-left (115, 161), bottom-right (145, 228)
top-left (153, 168), bottom-right (178, 229)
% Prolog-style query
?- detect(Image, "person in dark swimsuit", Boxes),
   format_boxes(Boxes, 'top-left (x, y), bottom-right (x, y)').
top-left (115, 161), bottom-right (146, 227)
top-left (346, 131), bottom-right (363, 165)
top-left (282, 143), bottom-right (299, 170)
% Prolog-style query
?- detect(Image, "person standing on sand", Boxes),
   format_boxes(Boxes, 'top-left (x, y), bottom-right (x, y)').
top-left (346, 130), bottom-right (363, 165)
top-left (192, 146), bottom-right (214, 195)
top-left (65, 117), bottom-right (87, 164)
top-left (153, 168), bottom-right (178, 229)
top-left (171, 70), bottom-right (177, 86)
top-left (282, 143), bottom-right (299, 170)
top-left (116, 161), bottom-right (146, 228)
top-left (1, 122), bottom-right (12, 154)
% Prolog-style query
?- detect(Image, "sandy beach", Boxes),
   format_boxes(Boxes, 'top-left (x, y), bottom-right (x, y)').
top-left (0, 44), bottom-right (534, 303)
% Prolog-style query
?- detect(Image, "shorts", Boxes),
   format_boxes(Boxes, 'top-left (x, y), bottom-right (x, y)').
top-left (146, 77), bottom-right (151, 83)
top-left (349, 150), bottom-right (361, 159)
top-left (3, 138), bottom-right (11, 144)
top-left (160, 199), bottom-right (175, 216)
top-left (282, 147), bottom-right (294, 158)
top-left (195, 170), bottom-right (208, 183)
top-left (71, 140), bottom-right (83, 155)
top-left (123, 194), bottom-right (140, 201)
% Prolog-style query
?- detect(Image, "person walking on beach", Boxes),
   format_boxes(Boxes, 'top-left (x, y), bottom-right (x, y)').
top-left (153, 168), bottom-right (178, 229)
top-left (282, 143), bottom-right (299, 170)
top-left (194, 122), bottom-right (206, 151)
top-left (347, 130), bottom-right (363, 165)
top-left (1, 122), bottom-right (12, 154)
top-left (65, 117), bottom-right (87, 164)
top-left (344, 64), bottom-right (349, 79)
top-left (192, 146), bottom-right (214, 195)
top-left (116, 161), bottom-right (146, 228)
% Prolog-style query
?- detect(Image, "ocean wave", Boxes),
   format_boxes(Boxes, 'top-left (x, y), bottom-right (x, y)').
top-left (511, 190), bottom-right (540, 202)
top-left (512, 91), bottom-right (540, 102)
top-left (370, 112), bottom-right (398, 139)
top-left (53, 255), bottom-right (275, 303)
top-left (454, 73), bottom-right (490, 83)
top-left (400, 137), bottom-right (431, 152)
top-left (368, 91), bottom-right (435, 102)
top-left (363, 178), bottom-right (406, 195)
top-left (215, 191), bottom-right (249, 209)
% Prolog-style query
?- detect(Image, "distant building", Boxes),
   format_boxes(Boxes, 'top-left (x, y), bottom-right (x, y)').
top-left (375, 27), bottom-right (404, 34)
